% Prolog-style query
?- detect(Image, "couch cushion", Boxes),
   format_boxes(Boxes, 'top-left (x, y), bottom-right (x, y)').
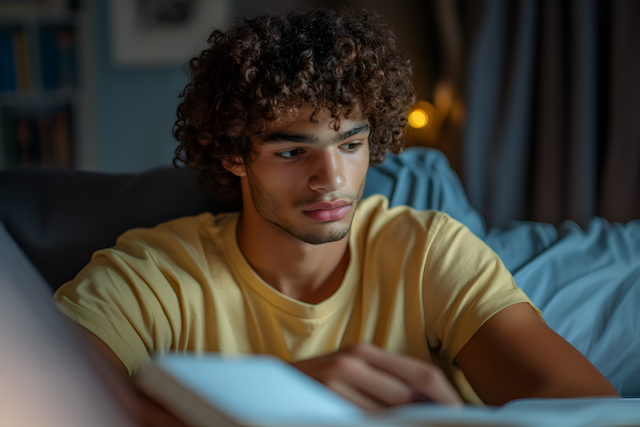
top-left (0, 167), bottom-right (233, 290)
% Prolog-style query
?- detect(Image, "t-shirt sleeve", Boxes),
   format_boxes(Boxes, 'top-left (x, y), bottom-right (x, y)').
top-left (53, 236), bottom-right (182, 376)
top-left (422, 213), bottom-right (542, 401)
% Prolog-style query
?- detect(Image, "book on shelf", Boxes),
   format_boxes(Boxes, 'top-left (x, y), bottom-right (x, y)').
top-left (13, 27), bottom-right (30, 91)
top-left (0, 25), bottom-right (77, 93)
top-left (0, 105), bottom-right (71, 168)
top-left (40, 26), bottom-right (77, 90)
top-left (135, 353), bottom-right (640, 427)
top-left (0, 29), bottom-right (17, 92)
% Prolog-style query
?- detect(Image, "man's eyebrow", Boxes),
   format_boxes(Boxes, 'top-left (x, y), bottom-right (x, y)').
top-left (336, 123), bottom-right (370, 143)
top-left (261, 132), bottom-right (321, 144)
top-left (262, 123), bottom-right (370, 144)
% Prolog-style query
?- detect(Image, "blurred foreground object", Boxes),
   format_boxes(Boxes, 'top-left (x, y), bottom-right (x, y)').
top-left (0, 223), bottom-right (134, 427)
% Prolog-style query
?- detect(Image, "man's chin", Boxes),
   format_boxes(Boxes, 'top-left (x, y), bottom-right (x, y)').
top-left (276, 219), bottom-right (352, 245)
top-left (293, 228), bottom-right (350, 245)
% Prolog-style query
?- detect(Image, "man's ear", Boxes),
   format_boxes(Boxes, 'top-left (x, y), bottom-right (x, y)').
top-left (222, 158), bottom-right (247, 177)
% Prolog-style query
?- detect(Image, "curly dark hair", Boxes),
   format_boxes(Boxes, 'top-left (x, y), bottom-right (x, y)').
top-left (173, 6), bottom-right (416, 202)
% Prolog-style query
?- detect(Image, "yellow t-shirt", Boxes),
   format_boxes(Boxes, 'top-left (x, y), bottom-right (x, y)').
top-left (54, 194), bottom-right (540, 404)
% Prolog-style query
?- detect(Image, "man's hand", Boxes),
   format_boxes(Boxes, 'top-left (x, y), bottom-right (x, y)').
top-left (291, 343), bottom-right (462, 411)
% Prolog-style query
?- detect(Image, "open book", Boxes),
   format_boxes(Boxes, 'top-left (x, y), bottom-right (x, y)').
top-left (134, 354), bottom-right (640, 427)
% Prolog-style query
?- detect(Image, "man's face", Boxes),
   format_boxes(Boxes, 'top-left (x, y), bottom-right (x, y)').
top-left (240, 105), bottom-right (370, 245)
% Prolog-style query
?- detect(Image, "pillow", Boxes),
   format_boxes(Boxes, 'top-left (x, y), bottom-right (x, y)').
top-left (514, 218), bottom-right (640, 397)
top-left (364, 147), bottom-right (486, 237)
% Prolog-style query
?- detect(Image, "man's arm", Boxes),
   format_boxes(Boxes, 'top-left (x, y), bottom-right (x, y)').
top-left (294, 304), bottom-right (618, 409)
top-left (68, 321), bottom-right (187, 427)
top-left (81, 327), bottom-right (129, 377)
top-left (455, 302), bottom-right (619, 405)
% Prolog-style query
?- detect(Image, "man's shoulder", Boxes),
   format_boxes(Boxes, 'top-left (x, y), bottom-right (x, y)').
top-left (121, 211), bottom-right (235, 238)
top-left (103, 211), bottom-right (239, 260)
top-left (355, 194), bottom-right (454, 239)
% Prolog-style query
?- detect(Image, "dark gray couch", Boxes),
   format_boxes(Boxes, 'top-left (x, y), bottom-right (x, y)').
top-left (0, 166), bottom-right (239, 291)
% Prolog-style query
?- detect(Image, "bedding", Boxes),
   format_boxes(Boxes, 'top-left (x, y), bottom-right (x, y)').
top-left (364, 147), bottom-right (640, 398)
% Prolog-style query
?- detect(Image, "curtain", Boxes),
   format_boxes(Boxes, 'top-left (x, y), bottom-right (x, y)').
top-left (461, 0), bottom-right (640, 228)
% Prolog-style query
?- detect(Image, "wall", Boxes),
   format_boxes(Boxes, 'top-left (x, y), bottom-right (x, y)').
top-left (86, 0), bottom-right (320, 173)
top-left (85, 0), bottom-right (189, 172)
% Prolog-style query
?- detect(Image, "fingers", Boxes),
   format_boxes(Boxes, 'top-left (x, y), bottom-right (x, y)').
top-left (341, 343), bottom-right (463, 406)
top-left (293, 352), bottom-right (415, 410)
top-left (325, 355), bottom-right (417, 408)
top-left (329, 381), bottom-right (385, 412)
top-left (292, 343), bottom-right (463, 411)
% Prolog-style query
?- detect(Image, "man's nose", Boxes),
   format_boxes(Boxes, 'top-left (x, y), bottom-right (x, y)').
top-left (308, 150), bottom-right (346, 193)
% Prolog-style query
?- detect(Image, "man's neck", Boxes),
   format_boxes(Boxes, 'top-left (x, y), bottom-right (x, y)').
top-left (236, 210), bottom-right (350, 305)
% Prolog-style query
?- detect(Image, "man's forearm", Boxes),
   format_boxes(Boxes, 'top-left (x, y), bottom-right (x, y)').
top-left (64, 319), bottom-right (186, 426)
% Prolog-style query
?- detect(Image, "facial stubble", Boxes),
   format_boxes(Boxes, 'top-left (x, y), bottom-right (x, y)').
top-left (246, 166), bottom-right (366, 245)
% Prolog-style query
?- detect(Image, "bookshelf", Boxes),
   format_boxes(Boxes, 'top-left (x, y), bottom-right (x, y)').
top-left (0, 0), bottom-right (84, 169)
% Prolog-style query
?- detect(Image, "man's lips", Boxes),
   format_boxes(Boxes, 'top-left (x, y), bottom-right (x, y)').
top-left (303, 200), bottom-right (351, 211)
top-left (302, 200), bottom-right (352, 222)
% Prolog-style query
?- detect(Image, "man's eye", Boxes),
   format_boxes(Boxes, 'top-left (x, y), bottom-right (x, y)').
top-left (278, 149), bottom-right (302, 158)
top-left (343, 143), bottom-right (362, 152)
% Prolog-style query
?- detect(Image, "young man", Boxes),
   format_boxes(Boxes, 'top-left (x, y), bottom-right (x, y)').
top-left (53, 6), bottom-right (617, 423)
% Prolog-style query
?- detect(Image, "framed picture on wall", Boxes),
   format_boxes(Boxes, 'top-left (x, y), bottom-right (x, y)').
top-left (109, 0), bottom-right (230, 66)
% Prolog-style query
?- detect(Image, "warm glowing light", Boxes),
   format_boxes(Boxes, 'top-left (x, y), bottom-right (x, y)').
top-left (408, 109), bottom-right (428, 128)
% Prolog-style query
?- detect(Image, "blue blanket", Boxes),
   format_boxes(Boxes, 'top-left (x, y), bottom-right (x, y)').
top-left (364, 147), bottom-right (640, 398)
